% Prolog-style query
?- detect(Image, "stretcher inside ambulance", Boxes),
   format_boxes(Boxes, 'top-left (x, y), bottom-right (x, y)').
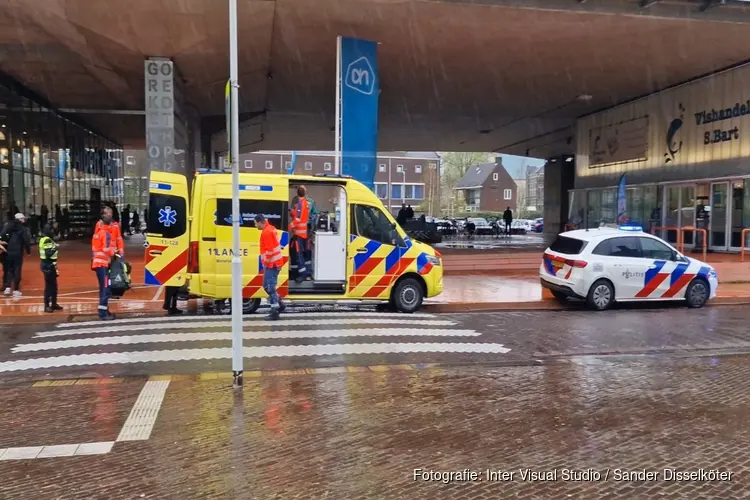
top-left (145, 171), bottom-right (444, 313)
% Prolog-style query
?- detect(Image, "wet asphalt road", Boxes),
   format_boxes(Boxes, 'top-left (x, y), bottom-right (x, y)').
top-left (2, 305), bottom-right (750, 498)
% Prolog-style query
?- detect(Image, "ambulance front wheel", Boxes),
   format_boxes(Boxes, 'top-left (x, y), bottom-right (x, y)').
top-left (392, 277), bottom-right (424, 313)
top-left (243, 298), bottom-right (261, 314)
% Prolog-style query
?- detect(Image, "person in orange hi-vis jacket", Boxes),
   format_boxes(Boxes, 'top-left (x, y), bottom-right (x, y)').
top-left (290, 185), bottom-right (312, 283)
top-left (91, 206), bottom-right (124, 321)
top-left (255, 213), bottom-right (285, 321)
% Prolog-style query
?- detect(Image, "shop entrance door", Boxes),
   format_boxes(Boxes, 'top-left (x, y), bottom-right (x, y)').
top-left (730, 180), bottom-right (745, 251)
top-left (663, 185), bottom-right (696, 247)
top-left (710, 182), bottom-right (729, 251)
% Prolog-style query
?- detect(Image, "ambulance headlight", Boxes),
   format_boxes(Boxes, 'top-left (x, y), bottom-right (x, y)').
top-left (426, 255), bottom-right (441, 266)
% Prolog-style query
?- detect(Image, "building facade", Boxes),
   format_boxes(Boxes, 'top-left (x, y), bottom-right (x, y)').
top-left (236, 151), bottom-right (441, 216)
top-left (454, 160), bottom-right (517, 213)
top-left (571, 62), bottom-right (750, 251)
top-left (526, 165), bottom-right (544, 212)
top-left (0, 78), bottom-right (124, 223)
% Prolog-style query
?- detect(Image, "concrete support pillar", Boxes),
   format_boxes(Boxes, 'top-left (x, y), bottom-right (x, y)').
top-left (144, 57), bottom-right (188, 175)
top-left (542, 155), bottom-right (575, 242)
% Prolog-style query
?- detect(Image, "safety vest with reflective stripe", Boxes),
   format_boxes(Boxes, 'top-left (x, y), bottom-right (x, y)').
top-left (39, 236), bottom-right (59, 261)
top-left (91, 221), bottom-right (124, 268)
top-left (260, 222), bottom-right (283, 269)
top-left (292, 198), bottom-right (310, 239)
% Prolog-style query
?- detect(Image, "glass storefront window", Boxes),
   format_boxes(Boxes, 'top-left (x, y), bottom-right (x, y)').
top-left (568, 190), bottom-right (586, 228)
top-left (587, 190), bottom-right (601, 228)
top-left (601, 189), bottom-right (616, 225)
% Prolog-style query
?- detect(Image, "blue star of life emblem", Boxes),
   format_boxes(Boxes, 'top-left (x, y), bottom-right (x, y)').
top-left (158, 206), bottom-right (177, 227)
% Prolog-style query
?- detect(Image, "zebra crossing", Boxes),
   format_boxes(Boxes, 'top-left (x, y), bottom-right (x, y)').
top-left (0, 310), bottom-right (511, 374)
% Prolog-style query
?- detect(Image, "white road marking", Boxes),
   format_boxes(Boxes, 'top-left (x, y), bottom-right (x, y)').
top-left (0, 442), bottom-right (114, 460)
top-left (0, 343), bottom-right (510, 372)
top-left (15, 329), bottom-right (482, 353)
top-left (37, 318), bottom-right (456, 338)
top-left (54, 311), bottom-right (438, 328)
top-left (152, 285), bottom-right (165, 301)
top-left (116, 380), bottom-right (170, 442)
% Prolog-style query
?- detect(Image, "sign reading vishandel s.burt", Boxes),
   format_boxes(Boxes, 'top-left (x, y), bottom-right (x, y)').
top-left (694, 99), bottom-right (750, 145)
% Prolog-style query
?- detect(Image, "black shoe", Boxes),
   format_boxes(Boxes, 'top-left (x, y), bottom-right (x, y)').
top-left (295, 276), bottom-right (303, 284)
top-left (52, 304), bottom-right (63, 311)
top-left (278, 301), bottom-right (286, 313)
top-left (100, 315), bottom-right (115, 321)
top-left (168, 308), bottom-right (183, 316)
top-left (44, 306), bottom-right (54, 313)
top-left (265, 311), bottom-right (280, 321)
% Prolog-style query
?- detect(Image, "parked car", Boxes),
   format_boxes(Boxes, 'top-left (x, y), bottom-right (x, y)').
top-left (467, 217), bottom-right (493, 236)
top-left (510, 220), bottom-right (528, 235)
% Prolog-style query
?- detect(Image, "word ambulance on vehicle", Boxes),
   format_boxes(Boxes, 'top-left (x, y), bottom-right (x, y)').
top-left (145, 171), bottom-right (443, 313)
top-left (540, 225), bottom-right (718, 310)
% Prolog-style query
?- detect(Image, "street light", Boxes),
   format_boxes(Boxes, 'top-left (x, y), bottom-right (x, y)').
top-left (228, 0), bottom-right (243, 388)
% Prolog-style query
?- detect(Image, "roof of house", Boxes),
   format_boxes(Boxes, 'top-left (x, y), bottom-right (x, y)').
top-left (455, 163), bottom-right (497, 189)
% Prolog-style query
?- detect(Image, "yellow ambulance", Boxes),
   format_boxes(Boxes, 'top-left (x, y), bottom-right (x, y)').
top-left (145, 171), bottom-right (443, 312)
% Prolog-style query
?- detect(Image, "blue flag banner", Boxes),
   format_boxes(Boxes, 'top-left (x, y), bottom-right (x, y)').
top-left (289, 151), bottom-right (297, 174)
top-left (339, 36), bottom-right (379, 190)
top-left (616, 173), bottom-right (627, 224)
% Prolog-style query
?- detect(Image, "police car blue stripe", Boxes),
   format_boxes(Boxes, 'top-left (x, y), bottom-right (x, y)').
top-left (670, 262), bottom-right (690, 286)
top-left (644, 260), bottom-right (667, 286)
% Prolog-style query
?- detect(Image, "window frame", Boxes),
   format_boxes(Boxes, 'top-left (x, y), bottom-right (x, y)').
top-left (304, 161), bottom-right (313, 171)
top-left (378, 163), bottom-right (386, 173)
top-left (396, 164), bottom-right (404, 173)
top-left (415, 164), bottom-right (422, 174)
top-left (351, 203), bottom-right (406, 247)
top-left (264, 160), bottom-right (273, 170)
top-left (503, 188), bottom-right (512, 200)
top-left (493, 173), bottom-right (499, 181)
top-left (244, 159), bottom-right (253, 169)
top-left (639, 236), bottom-right (674, 261)
top-left (592, 236), bottom-right (642, 258)
top-left (324, 162), bottom-right (332, 171)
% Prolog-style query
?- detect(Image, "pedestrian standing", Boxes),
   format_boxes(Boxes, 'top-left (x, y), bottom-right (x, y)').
top-left (255, 213), bottom-right (284, 321)
top-left (0, 213), bottom-right (31, 297)
top-left (39, 222), bottom-right (62, 313)
top-left (40, 204), bottom-right (49, 226)
top-left (162, 286), bottom-right (183, 316)
top-left (503, 206), bottom-right (513, 236)
top-left (131, 211), bottom-right (140, 234)
top-left (91, 206), bottom-right (124, 321)
top-left (122, 204), bottom-right (130, 236)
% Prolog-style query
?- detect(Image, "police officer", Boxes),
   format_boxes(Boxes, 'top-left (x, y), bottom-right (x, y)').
top-left (39, 222), bottom-right (62, 313)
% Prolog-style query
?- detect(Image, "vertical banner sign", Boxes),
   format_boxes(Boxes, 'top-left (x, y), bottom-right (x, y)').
top-left (145, 58), bottom-right (176, 172)
top-left (289, 151), bottom-right (297, 174)
top-left (338, 36), bottom-right (379, 190)
top-left (616, 173), bottom-right (627, 224)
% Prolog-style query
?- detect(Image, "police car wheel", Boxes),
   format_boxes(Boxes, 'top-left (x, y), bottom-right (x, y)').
top-left (586, 279), bottom-right (614, 311)
top-left (685, 279), bottom-right (709, 308)
top-left (243, 298), bottom-right (261, 314)
top-left (392, 278), bottom-right (424, 313)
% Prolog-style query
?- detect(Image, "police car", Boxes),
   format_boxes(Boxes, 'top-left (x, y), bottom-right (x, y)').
top-left (540, 224), bottom-right (718, 310)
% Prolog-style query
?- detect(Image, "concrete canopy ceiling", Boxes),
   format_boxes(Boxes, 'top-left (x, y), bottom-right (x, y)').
top-left (2, 0), bottom-right (750, 157)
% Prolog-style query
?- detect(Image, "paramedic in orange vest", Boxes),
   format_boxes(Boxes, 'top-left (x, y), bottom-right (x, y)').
top-left (255, 213), bottom-right (284, 321)
top-left (291, 185), bottom-right (312, 283)
top-left (91, 206), bottom-right (124, 321)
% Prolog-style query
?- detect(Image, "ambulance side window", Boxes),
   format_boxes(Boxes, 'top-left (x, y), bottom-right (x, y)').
top-left (148, 194), bottom-right (186, 239)
top-left (352, 204), bottom-right (404, 246)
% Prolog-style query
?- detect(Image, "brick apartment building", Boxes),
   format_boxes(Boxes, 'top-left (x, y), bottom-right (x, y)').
top-left (237, 151), bottom-right (441, 216)
top-left (454, 158), bottom-right (517, 213)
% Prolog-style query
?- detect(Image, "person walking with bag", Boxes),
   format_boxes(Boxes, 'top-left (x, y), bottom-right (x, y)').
top-left (91, 206), bottom-right (124, 321)
top-left (1, 213), bottom-right (31, 297)
top-left (39, 222), bottom-right (62, 313)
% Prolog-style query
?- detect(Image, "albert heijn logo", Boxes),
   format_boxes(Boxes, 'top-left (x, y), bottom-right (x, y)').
top-left (345, 56), bottom-right (375, 96)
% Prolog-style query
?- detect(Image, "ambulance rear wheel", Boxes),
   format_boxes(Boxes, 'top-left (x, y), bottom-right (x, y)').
top-left (392, 278), bottom-right (423, 313)
top-left (243, 298), bottom-right (261, 314)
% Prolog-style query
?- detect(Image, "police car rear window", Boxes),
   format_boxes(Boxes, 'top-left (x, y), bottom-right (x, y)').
top-left (549, 236), bottom-right (586, 255)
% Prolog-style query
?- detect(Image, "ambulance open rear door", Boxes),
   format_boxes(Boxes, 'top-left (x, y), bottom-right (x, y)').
top-left (145, 172), bottom-right (190, 287)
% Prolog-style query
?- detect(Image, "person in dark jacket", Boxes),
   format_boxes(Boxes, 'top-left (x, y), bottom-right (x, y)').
top-left (39, 222), bottom-right (62, 312)
top-left (122, 204), bottom-right (130, 236)
top-left (503, 206), bottom-right (513, 236)
top-left (406, 205), bottom-right (414, 220)
top-left (0, 213), bottom-right (31, 297)
top-left (396, 204), bottom-right (407, 226)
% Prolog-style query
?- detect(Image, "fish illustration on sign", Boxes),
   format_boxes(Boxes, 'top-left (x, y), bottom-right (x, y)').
top-left (665, 103), bottom-right (685, 164)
